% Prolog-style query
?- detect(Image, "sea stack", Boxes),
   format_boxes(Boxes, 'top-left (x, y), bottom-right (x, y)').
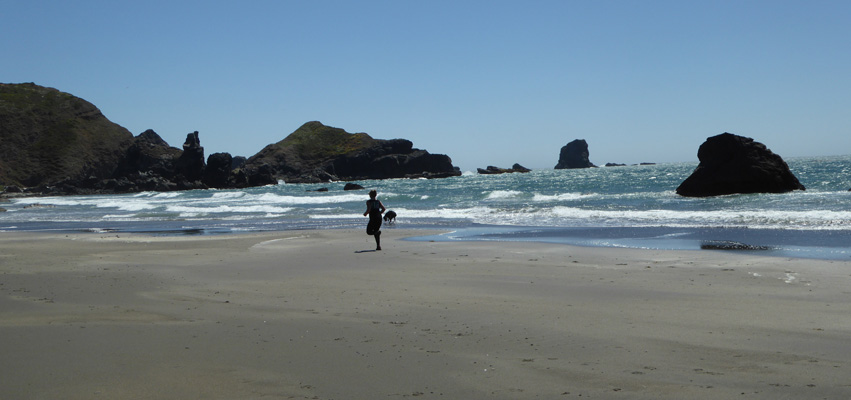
top-left (676, 133), bottom-right (805, 197)
top-left (555, 139), bottom-right (596, 169)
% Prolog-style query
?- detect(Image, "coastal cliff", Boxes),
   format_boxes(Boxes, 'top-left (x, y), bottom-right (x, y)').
top-left (1, 83), bottom-right (460, 195)
top-left (0, 83), bottom-right (277, 195)
top-left (0, 82), bottom-right (134, 188)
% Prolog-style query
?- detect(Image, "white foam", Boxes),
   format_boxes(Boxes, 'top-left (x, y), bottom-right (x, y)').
top-left (783, 273), bottom-right (799, 284)
top-left (484, 190), bottom-right (524, 200)
top-left (254, 192), bottom-right (364, 205)
top-left (532, 192), bottom-right (586, 202)
top-left (166, 205), bottom-right (295, 214)
top-left (96, 200), bottom-right (157, 212)
top-left (151, 192), bottom-right (182, 198)
top-left (211, 191), bottom-right (247, 199)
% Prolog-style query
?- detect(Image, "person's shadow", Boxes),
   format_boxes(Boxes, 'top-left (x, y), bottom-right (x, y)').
top-left (354, 250), bottom-right (378, 253)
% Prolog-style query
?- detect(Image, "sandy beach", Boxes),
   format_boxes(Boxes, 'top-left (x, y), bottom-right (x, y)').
top-left (1, 229), bottom-right (850, 399)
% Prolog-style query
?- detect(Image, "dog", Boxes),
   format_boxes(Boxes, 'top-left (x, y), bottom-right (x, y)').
top-left (383, 210), bottom-right (397, 224)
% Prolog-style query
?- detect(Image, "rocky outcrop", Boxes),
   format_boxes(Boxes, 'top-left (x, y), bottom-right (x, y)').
top-left (676, 133), bottom-right (805, 197)
top-left (0, 82), bottom-right (134, 187)
top-left (477, 163), bottom-right (531, 174)
top-left (0, 83), bottom-right (278, 195)
top-left (245, 121), bottom-right (462, 183)
top-left (1, 84), bottom-right (456, 195)
top-left (175, 131), bottom-right (205, 182)
top-left (203, 152), bottom-right (234, 189)
top-left (115, 129), bottom-right (181, 179)
top-left (555, 139), bottom-right (596, 169)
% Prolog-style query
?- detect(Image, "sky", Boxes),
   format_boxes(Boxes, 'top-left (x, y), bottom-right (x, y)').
top-left (3, 0), bottom-right (850, 171)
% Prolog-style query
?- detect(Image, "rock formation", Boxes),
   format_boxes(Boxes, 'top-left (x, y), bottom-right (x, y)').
top-left (555, 139), bottom-right (596, 169)
top-left (203, 152), bottom-right (234, 189)
top-left (676, 133), bottom-right (805, 197)
top-left (175, 131), bottom-right (205, 183)
top-left (477, 163), bottom-right (531, 174)
top-left (1, 84), bottom-right (458, 195)
top-left (0, 82), bottom-right (134, 187)
top-left (0, 83), bottom-right (273, 194)
top-left (245, 121), bottom-right (461, 183)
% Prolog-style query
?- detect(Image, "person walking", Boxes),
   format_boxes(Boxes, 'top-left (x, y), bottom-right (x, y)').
top-left (363, 190), bottom-right (386, 250)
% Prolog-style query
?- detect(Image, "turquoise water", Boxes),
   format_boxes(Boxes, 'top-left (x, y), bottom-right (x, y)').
top-left (3, 156), bottom-right (850, 259)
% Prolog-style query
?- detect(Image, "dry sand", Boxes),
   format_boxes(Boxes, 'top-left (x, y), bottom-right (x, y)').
top-left (1, 229), bottom-right (850, 399)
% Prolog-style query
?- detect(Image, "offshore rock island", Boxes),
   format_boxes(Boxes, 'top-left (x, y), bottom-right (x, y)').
top-left (555, 139), bottom-right (596, 169)
top-left (676, 132), bottom-right (805, 197)
top-left (0, 83), bottom-right (460, 195)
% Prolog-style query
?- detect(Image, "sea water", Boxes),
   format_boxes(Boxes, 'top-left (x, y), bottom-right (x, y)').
top-left (2, 156), bottom-right (850, 259)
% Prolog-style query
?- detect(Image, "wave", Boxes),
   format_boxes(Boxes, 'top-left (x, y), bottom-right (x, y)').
top-left (210, 191), bottom-right (247, 199)
top-left (165, 205), bottom-right (295, 215)
top-left (307, 205), bottom-right (851, 231)
top-left (531, 192), bottom-right (587, 202)
top-left (255, 192), bottom-right (365, 205)
top-left (3, 157), bottom-right (850, 235)
top-left (484, 190), bottom-right (524, 200)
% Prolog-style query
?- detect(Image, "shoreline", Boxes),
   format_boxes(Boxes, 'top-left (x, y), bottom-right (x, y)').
top-left (3, 221), bottom-right (850, 261)
top-left (2, 229), bottom-right (850, 399)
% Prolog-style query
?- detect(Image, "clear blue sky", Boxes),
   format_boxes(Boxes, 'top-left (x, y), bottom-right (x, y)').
top-left (4, 0), bottom-right (850, 170)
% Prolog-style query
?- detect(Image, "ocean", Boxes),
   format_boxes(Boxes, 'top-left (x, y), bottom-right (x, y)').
top-left (3, 155), bottom-right (851, 260)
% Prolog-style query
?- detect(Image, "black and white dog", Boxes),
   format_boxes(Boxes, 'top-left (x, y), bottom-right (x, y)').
top-left (383, 210), bottom-right (397, 224)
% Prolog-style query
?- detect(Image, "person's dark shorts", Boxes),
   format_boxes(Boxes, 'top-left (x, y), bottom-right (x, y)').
top-left (367, 214), bottom-right (382, 235)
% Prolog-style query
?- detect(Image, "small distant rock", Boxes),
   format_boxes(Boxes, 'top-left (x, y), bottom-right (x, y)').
top-left (23, 203), bottom-right (55, 209)
top-left (343, 183), bottom-right (365, 191)
top-left (307, 187), bottom-right (329, 192)
top-left (477, 163), bottom-right (531, 174)
top-left (701, 241), bottom-right (771, 251)
top-left (605, 163), bottom-right (627, 167)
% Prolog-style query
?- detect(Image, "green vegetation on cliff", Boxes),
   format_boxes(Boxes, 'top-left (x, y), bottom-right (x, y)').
top-left (276, 121), bottom-right (375, 159)
top-left (0, 83), bottom-right (134, 187)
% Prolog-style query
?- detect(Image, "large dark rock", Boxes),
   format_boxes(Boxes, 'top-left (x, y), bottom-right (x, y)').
top-left (245, 121), bottom-right (461, 183)
top-left (203, 152), bottom-right (233, 189)
top-left (676, 133), bottom-right (805, 197)
top-left (555, 139), bottom-right (596, 169)
top-left (114, 129), bottom-right (181, 180)
top-left (174, 131), bottom-right (205, 182)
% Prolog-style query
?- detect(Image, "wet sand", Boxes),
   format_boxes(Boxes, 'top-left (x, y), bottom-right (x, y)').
top-left (1, 229), bottom-right (850, 399)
